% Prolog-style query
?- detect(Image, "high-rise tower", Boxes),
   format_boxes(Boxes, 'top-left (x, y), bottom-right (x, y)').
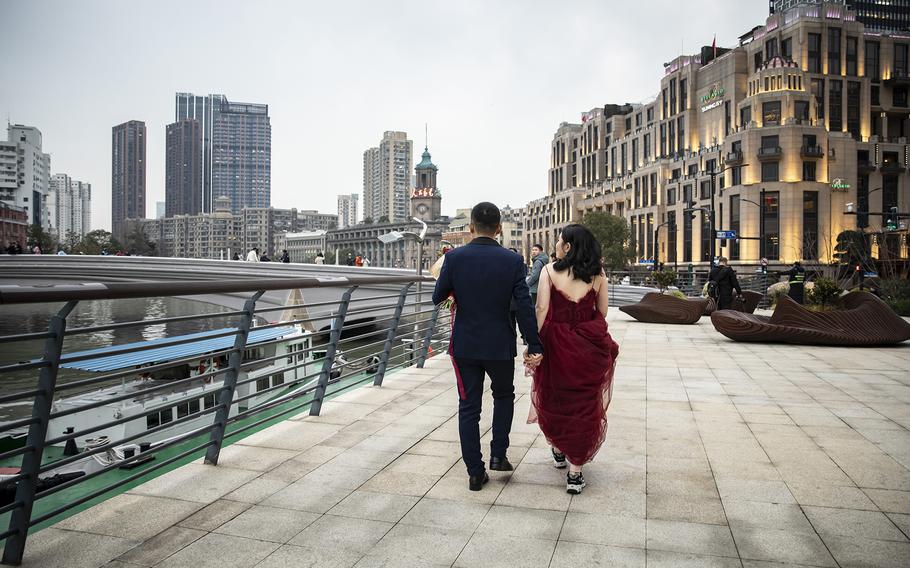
top-left (112, 120), bottom-right (146, 241)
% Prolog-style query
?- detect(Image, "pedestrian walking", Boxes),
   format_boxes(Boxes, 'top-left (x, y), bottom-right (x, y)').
top-left (708, 257), bottom-right (742, 310)
top-left (526, 243), bottom-right (549, 307)
top-left (280, 249), bottom-right (290, 263)
top-left (315, 251), bottom-right (325, 265)
top-left (246, 248), bottom-right (260, 262)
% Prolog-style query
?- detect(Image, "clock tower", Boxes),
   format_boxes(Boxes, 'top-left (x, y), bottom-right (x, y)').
top-left (410, 146), bottom-right (442, 221)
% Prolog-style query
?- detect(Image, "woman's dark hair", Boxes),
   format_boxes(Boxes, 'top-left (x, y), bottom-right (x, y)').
top-left (553, 224), bottom-right (603, 283)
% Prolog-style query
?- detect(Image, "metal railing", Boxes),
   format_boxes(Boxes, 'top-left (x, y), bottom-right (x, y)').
top-left (0, 274), bottom-right (449, 565)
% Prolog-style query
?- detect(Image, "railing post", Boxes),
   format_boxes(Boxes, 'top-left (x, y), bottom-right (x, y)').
top-left (416, 305), bottom-right (441, 368)
top-left (310, 286), bottom-right (357, 416)
top-left (3, 300), bottom-right (77, 566)
top-left (204, 290), bottom-right (263, 465)
top-left (373, 283), bottom-right (413, 386)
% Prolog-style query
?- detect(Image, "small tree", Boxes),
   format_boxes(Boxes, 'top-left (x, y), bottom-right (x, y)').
top-left (653, 270), bottom-right (678, 292)
top-left (806, 277), bottom-right (842, 309)
top-left (363, 217), bottom-right (374, 225)
top-left (72, 230), bottom-right (122, 255)
top-left (581, 212), bottom-right (636, 271)
top-left (27, 224), bottom-right (56, 253)
top-left (124, 225), bottom-right (157, 256)
top-left (377, 215), bottom-right (389, 223)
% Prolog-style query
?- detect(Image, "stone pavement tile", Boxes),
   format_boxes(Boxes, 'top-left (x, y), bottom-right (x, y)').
top-left (156, 532), bottom-right (279, 568)
top-left (235, 420), bottom-right (340, 451)
top-left (301, 463), bottom-right (379, 489)
top-left (116, 526), bottom-right (206, 567)
top-left (289, 514), bottom-right (393, 554)
top-left (510, 462), bottom-right (563, 485)
top-left (20, 528), bottom-right (139, 568)
top-left (328, 489), bottom-right (419, 522)
top-left (294, 400), bottom-right (381, 425)
top-left (863, 488), bottom-right (910, 514)
top-left (252, 543), bottom-right (362, 568)
top-left (549, 541), bottom-right (645, 567)
top-left (567, 484), bottom-right (646, 518)
top-left (351, 434), bottom-right (421, 454)
top-left (889, 513), bottom-right (910, 538)
top-left (128, 463), bottom-right (260, 504)
top-left (803, 506), bottom-right (908, 542)
top-left (178, 499), bottom-right (251, 531)
top-left (399, 497), bottom-right (489, 531)
top-left (367, 524), bottom-right (472, 566)
top-left (214, 504), bottom-right (320, 543)
top-left (833, 457), bottom-right (910, 491)
top-left (358, 469), bottom-right (440, 497)
top-left (709, 459), bottom-right (782, 481)
top-left (646, 519), bottom-right (737, 558)
top-left (716, 479), bottom-right (796, 504)
top-left (731, 526), bottom-right (836, 566)
top-left (260, 479), bottom-right (352, 514)
top-left (494, 480), bottom-right (571, 511)
top-left (257, 458), bottom-right (319, 484)
top-left (560, 511), bottom-right (646, 548)
top-left (204, 444), bottom-right (300, 472)
top-left (477, 505), bottom-right (565, 540)
top-left (645, 550), bottom-right (742, 567)
top-left (823, 535), bottom-right (910, 568)
top-left (385, 452), bottom-right (457, 476)
top-left (740, 562), bottom-right (824, 568)
top-left (54, 492), bottom-right (203, 540)
top-left (723, 500), bottom-right (815, 533)
top-left (454, 533), bottom-right (557, 568)
top-left (406, 438), bottom-right (462, 459)
top-left (646, 493), bottom-right (727, 525)
top-left (223, 477), bottom-right (290, 504)
top-left (291, 443), bottom-right (346, 465)
top-left (328, 448), bottom-right (400, 470)
top-left (786, 482), bottom-right (878, 511)
top-left (424, 474), bottom-right (507, 505)
top-left (647, 472), bottom-right (719, 499)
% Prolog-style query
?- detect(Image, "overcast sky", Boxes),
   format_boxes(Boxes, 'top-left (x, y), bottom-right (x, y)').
top-left (1, 0), bottom-right (768, 230)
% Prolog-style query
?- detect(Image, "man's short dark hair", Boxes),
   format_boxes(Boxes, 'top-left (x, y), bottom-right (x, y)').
top-left (532, 243), bottom-right (543, 251)
top-left (471, 202), bottom-right (501, 233)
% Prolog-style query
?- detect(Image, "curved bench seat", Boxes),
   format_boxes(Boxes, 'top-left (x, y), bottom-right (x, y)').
top-left (619, 292), bottom-right (711, 324)
top-left (710, 292), bottom-right (910, 346)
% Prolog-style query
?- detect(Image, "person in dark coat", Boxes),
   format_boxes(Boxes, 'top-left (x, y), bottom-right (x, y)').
top-left (433, 202), bottom-right (543, 491)
top-left (782, 261), bottom-right (807, 304)
top-left (708, 257), bottom-right (742, 310)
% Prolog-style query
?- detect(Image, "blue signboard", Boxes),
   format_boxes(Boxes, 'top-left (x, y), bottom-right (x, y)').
top-left (716, 230), bottom-right (736, 239)
top-left (863, 271), bottom-right (878, 278)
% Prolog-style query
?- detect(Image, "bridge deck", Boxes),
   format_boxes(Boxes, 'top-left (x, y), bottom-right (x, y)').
top-left (20, 312), bottom-right (910, 568)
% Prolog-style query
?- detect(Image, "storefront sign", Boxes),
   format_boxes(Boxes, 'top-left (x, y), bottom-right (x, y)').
top-left (830, 179), bottom-right (851, 191)
top-left (700, 85), bottom-right (725, 104)
top-left (701, 99), bottom-right (723, 112)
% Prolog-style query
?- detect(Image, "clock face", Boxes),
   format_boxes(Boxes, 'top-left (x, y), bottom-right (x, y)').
top-left (416, 204), bottom-right (429, 214)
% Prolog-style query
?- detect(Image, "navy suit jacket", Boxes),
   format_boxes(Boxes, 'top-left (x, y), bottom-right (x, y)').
top-left (432, 237), bottom-right (543, 360)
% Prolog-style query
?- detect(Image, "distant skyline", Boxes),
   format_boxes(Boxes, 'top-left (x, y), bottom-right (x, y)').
top-left (1, 0), bottom-right (767, 231)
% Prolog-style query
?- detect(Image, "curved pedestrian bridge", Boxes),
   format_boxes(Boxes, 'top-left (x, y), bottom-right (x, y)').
top-left (20, 312), bottom-right (910, 568)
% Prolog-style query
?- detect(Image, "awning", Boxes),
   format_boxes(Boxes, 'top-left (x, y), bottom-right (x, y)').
top-left (59, 326), bottom-right (299, 372)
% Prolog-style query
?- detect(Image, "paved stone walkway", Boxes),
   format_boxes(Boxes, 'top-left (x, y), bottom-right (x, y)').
top-left (20, 311), bottom-right (910, 568)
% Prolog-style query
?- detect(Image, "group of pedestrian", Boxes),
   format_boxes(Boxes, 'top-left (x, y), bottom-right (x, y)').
top-left (241, 248), bottom-right (291, 263)
top-left (433, 202), bottom-right (618, 495)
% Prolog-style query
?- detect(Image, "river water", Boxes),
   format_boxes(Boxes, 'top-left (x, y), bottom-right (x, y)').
top-left (0, 298), bottom-right (236, 422)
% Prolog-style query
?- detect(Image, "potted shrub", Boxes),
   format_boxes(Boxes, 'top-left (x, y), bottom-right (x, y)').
top-left (653, 270), bottom-right (678, 293)
top-left (805, 277), bottom-right (843, 311)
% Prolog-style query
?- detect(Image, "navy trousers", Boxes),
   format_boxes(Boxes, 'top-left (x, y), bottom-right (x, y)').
top-left (452, 358), bottom-right (515, 476)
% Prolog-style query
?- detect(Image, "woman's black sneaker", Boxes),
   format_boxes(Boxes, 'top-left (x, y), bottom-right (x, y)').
top-left (566, 471), bottom-right (586, 494)
top-left (551, 448), bottom-right (567, 469)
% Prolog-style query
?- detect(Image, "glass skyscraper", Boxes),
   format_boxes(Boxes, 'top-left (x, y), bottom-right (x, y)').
top-left (174, 93), bottom-right (271, 214)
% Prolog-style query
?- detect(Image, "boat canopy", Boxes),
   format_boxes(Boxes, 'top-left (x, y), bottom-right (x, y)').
top-left (58, 326), bottom-right (299, 372)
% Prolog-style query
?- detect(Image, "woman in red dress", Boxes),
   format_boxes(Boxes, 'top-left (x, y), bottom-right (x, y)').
top-left (530, 224), bottom-right (619, 494)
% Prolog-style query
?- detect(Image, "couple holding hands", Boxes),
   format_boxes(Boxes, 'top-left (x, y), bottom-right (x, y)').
top-left (432, 202), bottom-right (619, 495)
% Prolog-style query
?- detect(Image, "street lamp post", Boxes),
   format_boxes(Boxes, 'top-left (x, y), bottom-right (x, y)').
top-left (653, 220), bottom-right (672, 269)
top-left (709, 163), bottom-right (749, 266)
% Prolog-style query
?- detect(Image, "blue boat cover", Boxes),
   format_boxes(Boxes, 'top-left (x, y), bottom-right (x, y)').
top-left (59, 326), bottom-right (299, 372)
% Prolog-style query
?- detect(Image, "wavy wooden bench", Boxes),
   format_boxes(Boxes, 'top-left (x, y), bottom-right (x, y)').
top-left (619, 292), bottom-right (711, 324)
top-left (711, 292), bottom-right (910, 346)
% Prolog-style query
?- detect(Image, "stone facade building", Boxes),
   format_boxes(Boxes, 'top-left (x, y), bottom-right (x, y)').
top-left (1, 124), bottom-right (51, 229)
top-left (363, 131), bottom-right (413, 222)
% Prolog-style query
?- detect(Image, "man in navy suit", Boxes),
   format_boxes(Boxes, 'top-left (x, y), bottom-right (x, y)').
top-left (432, 202), bottom-right (543, 490)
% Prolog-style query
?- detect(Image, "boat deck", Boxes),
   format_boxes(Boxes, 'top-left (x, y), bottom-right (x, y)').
top-left (18, 310), bottom-right (910, 568)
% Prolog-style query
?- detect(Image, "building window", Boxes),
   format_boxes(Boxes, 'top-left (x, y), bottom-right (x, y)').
top-left (846, 36), bottom-right (857, 76)
top-left (754, 51), bottom-right (763, 73)
top-left (679, 79), bottom-right (687, 111)
top-left (782, 37), bottom-right (793, 60)
top-left (669, 78), bottom-right (677, 115)
top-left (811, 78), bottom-right (825, 120)
top-left (740, 105), bottom-right (752, 127)
top-left (808, 33), bottom-right (821, 73)
top-left (803, 191), bottom-right (819, 260)
top-left (668, 121), bottom-right (676, 155)
top-left (729, 194), bottom-right (740, 260)
top-left (896, 44), bottom-right (909, 78)
top-left (724, 100), bottom-right (732, 135)
top-left (667, 211), bottom-right (677, 263)
top-left (762, 101), bottom-right (781, 125)
top-left (677, 117), bottom-right (685, 151)
top-left (828, 80), bottom-right (842, 131)
top-left (763, 191), bottom-right (780, 261)
top-left (683, 209), bottom-right (693, 263)
top-left (662, 88), bottom-right (668, 118)
top-left (667, 187), bottom-right (677, 205)
top-left (700, 211), bottom-right (712, 262)
top-left (866, 40), bottom-right (881, 82)
top-left (766, 38), bottom-right (778, 60)
top-left (731, 166), bottom-right (742, 186)
top-left (631, 139), bottom-right (638, 172)
top-left (872, 85), bottom-right (880, 106)
top-left (761, 162), bottom-right (779, 182)
top-left (894, 87), bottom-right (908, 107)
top-left (700, 180), bottom-right (711, 200)
top-left (683, 184), bottom-right (692, 205)
top-left (847, 81), bottom-right (861, 139)
top-left (659, 124), bottom-right (666, 156)
top-left (620, 143), bottom-right (627, 176)
top-left (828, 28), bottom-right (841, 75)
top-left (643, 133), bottom-right (651, 161)
top-left (650, 173), bottom-right (658, 205)
top-left (795, 100), bottom-right (810, 122)
top-left (802, 161), bottom-right (816, 181)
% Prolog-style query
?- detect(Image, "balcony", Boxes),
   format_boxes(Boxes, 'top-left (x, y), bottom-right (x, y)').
top-left (884, 70), bottom-right (910, 87)
top-left (757, 146), bottom-right (783, 161)
top-left (880, 161), bottom-right (906, 174)
top-left (800, 145), bottom-right (824, 158)
top-left (725, 150), bottom-right (744, 164)
top-left (858, 160), bottom-right (876, 173)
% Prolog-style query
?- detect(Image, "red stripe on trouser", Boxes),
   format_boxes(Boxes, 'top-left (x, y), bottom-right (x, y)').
top-left (450, 357), bottom-right (466, 400)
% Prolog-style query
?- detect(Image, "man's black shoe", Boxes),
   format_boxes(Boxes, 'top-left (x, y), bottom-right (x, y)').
top-left (469, 472), bottom-right (489, 491)
top-left (489, 457), bottom-right (513, 471)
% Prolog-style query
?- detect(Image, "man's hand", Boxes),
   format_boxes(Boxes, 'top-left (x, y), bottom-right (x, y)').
top-left (523, 350), bottom-right (543, 367)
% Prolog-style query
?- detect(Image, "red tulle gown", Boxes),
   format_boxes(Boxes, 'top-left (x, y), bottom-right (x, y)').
top-left (530, 283), bottom-right (619, 466)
